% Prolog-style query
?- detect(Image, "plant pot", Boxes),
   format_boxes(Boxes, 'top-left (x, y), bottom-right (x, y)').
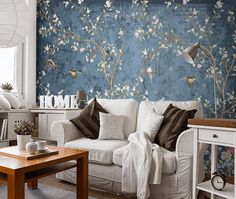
top-left (17, 135), bottom-right (31, 150)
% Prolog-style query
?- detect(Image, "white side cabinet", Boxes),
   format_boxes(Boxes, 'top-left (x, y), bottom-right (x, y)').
top-left (30, 109), bottom-right (81, 141)
top-left (189, 119), bottom-right (236, 199)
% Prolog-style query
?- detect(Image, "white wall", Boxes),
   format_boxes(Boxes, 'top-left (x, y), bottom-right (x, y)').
top-left (23, 0), bottom-right (37, 106)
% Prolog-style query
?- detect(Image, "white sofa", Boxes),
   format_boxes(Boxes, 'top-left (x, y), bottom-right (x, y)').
top-left (51, 99), bottom-right (206, 199)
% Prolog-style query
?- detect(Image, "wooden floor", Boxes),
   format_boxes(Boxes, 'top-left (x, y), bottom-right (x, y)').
top-left (40, 175), bottom-right (209, 199)
top-left (39, 175), bottom-right (128, 199)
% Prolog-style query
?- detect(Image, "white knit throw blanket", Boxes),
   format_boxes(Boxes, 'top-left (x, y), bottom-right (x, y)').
top-left (122, 131), bottom-right (163, 199)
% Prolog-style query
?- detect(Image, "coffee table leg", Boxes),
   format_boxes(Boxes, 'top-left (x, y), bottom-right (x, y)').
top-left (7, 173), bottom-right (24, 199)
top-left (77, 154), bottom-right (88, 199)
top-left (27, 179), bottom-right (38, 189)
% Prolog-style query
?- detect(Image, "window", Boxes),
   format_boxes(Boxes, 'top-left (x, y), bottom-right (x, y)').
top-left (0, 47), bottom-right (16, 86)
top-left (0, 45), bottom-right (23, 94)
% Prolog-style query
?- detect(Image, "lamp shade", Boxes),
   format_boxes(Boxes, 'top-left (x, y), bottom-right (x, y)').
top-left (182, 43), bottom-right (200, 64)
top-left (0, 0), bottom-right (29, 48)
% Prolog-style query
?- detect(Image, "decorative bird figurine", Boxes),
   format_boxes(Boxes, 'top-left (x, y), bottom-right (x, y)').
top-left (46, 58), bottom-right (57, 68)
top-left (181, 76), bottom-right (196, 87)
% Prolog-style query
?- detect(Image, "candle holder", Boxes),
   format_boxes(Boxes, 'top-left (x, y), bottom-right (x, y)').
top-left (76, 90), bottom-right (87, 109)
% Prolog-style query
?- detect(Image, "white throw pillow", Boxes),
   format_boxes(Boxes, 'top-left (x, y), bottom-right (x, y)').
top-left (141, 109), bottom-right (164, 142)
top-left (98, 112), bottom-right (125, 140)
top-left (0, 95), bottom-right (11, 110)
top-left (2, 92), bottom-right (20, 109)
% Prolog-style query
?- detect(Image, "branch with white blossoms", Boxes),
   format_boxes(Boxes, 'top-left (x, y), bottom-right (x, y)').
top-left (88, 75), bottom-right (148, 100)
top-left (39, 0), bottom-right (127, 94)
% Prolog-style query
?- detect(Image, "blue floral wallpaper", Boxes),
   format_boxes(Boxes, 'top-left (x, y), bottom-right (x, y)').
top-left (37, 0), bottom-right (236, 175)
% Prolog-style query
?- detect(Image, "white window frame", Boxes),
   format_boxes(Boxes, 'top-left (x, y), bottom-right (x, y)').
top-left (14, 44), bottom-right (24, 95)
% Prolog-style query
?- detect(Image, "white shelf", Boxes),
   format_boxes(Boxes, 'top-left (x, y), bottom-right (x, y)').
top-left (197, 180), bottom-right (234, 199)
top-left (0, 109), bottom-right (29, 113)
top-left (30, 108), bottom-right (80, 113)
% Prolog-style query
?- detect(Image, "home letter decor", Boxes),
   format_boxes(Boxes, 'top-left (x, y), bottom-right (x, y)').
top-left (64, 95), bottom-right (70, 108)
top-left (44, 96), bottom-right (49, 108)
top-left (39, 95), bottom-right (45, 108)
top-left (70, 95), bottom-right (78, 108)
top-left (57, 95), bottom-right (65, 108)
top-left (47, 95), bottom-right (54, 108)
top-left (39, 95), bottom-right (82, 109)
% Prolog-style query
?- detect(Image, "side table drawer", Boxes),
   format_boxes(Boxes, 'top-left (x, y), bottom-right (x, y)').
top-left (199, 129), bottom-right (235, 145)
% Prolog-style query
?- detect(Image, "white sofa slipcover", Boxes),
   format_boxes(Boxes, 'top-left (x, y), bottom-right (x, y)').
top-left (65, 138), bottom-right (128, 165)
top-left (51, 99), bottom-right (206, 199)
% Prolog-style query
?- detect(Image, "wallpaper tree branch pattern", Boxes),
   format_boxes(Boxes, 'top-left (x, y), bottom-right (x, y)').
top-left (37, 0), bottom-right (236, 175)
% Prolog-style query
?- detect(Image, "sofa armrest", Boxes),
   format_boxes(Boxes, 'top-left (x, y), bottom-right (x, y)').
top-left (51, 120), bottom-right (83, 146)
top-left (176, 128), bottom-right (195, 160)
top-left (175, 128), bottom-right (207, 183)
top-left (176, 128), bottom-right (207, 159)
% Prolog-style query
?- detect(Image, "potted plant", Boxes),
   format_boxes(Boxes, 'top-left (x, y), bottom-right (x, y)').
top-left (1, 82), bottom-right (13, 93)
top-left (14, 120), bottom-right (34, 150)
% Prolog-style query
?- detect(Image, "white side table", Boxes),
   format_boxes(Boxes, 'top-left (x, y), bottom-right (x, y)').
top-left (188, 119), bottom-right (236, 199)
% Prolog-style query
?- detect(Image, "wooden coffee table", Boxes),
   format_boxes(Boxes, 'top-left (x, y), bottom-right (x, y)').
top-left (0, 145), bottom-right (88, 199)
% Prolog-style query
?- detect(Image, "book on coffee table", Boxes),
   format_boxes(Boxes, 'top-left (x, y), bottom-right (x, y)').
top-left (0, 146), bottom-right (59, 160)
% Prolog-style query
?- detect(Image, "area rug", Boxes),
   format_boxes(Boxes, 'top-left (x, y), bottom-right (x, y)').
top-left (0, 183), bottom-right (96, 199)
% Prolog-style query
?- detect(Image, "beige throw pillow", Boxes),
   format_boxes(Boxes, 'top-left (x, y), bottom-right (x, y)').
top-left (98, 112), bottom-right (125, 140)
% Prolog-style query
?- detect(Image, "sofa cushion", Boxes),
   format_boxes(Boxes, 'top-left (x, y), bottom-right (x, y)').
top-left (136, 100), bottom-right (203, 132)
top-left (98, 112), bottom-right (125, 140)
top-left (70, 98), bottom-right (108, 139)
top-left (113, 145), bottom-right (176, 174)
top-left (155, 104), bottom-right (197, 151)
top-left (97, 99), bottom-right (138, 139)
top-left (141, 109), bottom-right (164, 142)
top-left (65, 138), bottom-right (128, 165)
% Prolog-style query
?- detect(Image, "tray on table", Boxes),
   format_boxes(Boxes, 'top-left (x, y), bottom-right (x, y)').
top-left (0, 146), bottom-right (59, 160)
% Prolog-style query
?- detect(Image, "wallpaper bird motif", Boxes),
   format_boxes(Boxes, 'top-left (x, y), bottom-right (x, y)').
top-left (37, 0), bottom-right (236, 175)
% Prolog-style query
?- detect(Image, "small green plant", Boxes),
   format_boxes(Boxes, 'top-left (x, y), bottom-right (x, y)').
top-left (1, 82), bottom-right (13, 91)
top-left (14, 120), bottom-right (34, 135)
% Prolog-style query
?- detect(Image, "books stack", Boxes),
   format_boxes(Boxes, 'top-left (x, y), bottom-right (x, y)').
top-left (0, 119), bottom-right (8, 140)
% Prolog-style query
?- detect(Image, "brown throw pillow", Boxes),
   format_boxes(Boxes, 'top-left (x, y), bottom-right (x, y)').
top-left (154, 104), bottom-right (197, 151)
top-left (70, 98), bottom-right (108, 139)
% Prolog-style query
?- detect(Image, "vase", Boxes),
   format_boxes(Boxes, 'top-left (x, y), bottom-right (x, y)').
top-left (17, 134), bottom-right (31, 150)
top-left (26, 139), bottom-right (37, 154)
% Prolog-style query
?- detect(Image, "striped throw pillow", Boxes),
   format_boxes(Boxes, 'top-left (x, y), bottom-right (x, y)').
top-left (154, 104), bottom-right (197, 151)
top-left (70, 98), bottom-right (108, 139)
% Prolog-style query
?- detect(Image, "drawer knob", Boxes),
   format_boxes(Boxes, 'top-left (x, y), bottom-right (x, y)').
top-left (213, 134), bottom-right (218, 138)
